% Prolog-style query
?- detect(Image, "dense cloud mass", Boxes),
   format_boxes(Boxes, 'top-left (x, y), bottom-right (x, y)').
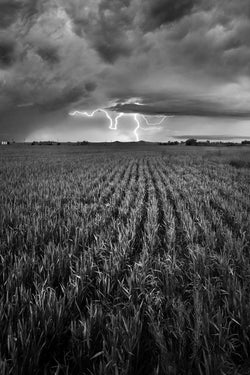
top-left (0, 39), bottom-right (16, 68)
top-left (0, 0), bottom-right (250, 140)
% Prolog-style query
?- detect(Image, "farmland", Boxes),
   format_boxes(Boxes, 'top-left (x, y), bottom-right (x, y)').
top-left (0, 143), bottom-right (250, 374)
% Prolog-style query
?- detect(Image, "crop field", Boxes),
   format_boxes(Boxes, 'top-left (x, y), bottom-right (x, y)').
top-left (0, 144), bottom-right (250, 375)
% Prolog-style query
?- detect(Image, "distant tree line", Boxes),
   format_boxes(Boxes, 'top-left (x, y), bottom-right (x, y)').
top-left (159, 139), bottom-right (250, 146)
top-left (31, 141), bottom-right (59, 146)
top-left (25, 139), bottom-right (250, 146)
top-left (31, 141), bottom-right (90, 146)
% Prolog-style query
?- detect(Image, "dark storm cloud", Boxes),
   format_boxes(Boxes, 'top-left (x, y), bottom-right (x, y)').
top-left (0, 1), bottom-right (22, 28)
top-left (39, 86), bottom-right (90, 111)
top-left (93, 41), bottom-right (130, 64)
top-left (140, 0), bottom-right (198, 31)
top-left (165, 15), bottom-right (250, 79)
top-left (36, 46), bottom-right (60, 65)
top-left (64, 0), bottom-right (198, 62)
top-left (64, 0), bottom-right (132, 63)
top-left (0, 40), bottom-right (16, 68)
top-left (0, 0), bottom-right (40, 29)
top-left (109, 99), bottom-right (250, 118)
top-left (0, 0), bottom-right (102, 114)
top-left (85, 81), bottom-right (97, 93)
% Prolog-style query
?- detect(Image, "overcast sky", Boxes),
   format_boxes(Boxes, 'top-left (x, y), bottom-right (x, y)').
top-left (0, 0), bottom-right (250, 142)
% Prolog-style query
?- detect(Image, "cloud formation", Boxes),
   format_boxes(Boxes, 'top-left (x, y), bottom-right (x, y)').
top-left (0, 39), bottom-right (16, 68)
top-left (0, 0), bottom-right (250, 139)
top-left (139, 0), bottom-right (198, 30)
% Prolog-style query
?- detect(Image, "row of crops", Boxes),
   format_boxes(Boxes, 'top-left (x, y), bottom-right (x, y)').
top-left (0, 145), bottom-right (250, 374)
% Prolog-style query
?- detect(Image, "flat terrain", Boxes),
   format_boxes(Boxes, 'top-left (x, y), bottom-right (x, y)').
top-left (0, 144), bottom-right (250, 374)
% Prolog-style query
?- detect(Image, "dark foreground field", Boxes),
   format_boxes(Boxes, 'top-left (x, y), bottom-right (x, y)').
top-left (0, 144), bottom-right (250, 374)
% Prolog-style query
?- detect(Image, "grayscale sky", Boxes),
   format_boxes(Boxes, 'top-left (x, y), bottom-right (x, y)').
top-left (0, 0), bottom-right (250, 142)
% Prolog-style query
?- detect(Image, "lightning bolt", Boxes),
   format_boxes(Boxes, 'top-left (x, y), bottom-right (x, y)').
top-left (69, 109), bottom-right (124, 130)
top-left (133, 114), bottom-right (140, 142)
top-left (69, 108), bottom-right (174, 142)
top-left (142, 115), bottom-right (174, 126)
top-left (113, 112), bottom-right (124, 130)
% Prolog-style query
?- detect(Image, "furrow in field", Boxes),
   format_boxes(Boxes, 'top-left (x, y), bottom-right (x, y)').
top-left (106, 162), bottom-right (137, 223)
top-left (177, 163), bottom-right (250, 237)
top-left (159, 160), bottom-right (228, 250)
top-left (155, 158), bottom-right (219, 283)
top-left (164, 167), bottom-right (213, 248)
top-left (117, 160), bottom-right (140, 227)
top-left (168, 162), bottom-right (249, 256)
top-left (80, 161), bottom-right (126, 205)
top-left (0, 159), bottom-right (124, 258)
top-left (146, 159), bottom-right (167, 257)
top-left (70, 159), bottom-right (145, 305)
top-left (126, 158), bottom-right (149, 266)
top-left (160, 177), bottom-right (188, 254)
top-left (41, 160), bottom-right (131, 253)
top-left (186, 162), bottom-right (249, 218)
top-left (93, 159), bottom-right (144, 281)
top-left (97, 161), bottom-right (135, 226)
top-left (103, 160), bottom-right (141, 242)
top-left (83, 160), bottom-right (134, 248)
top-left (208, 198), bottom-right (242, 236)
